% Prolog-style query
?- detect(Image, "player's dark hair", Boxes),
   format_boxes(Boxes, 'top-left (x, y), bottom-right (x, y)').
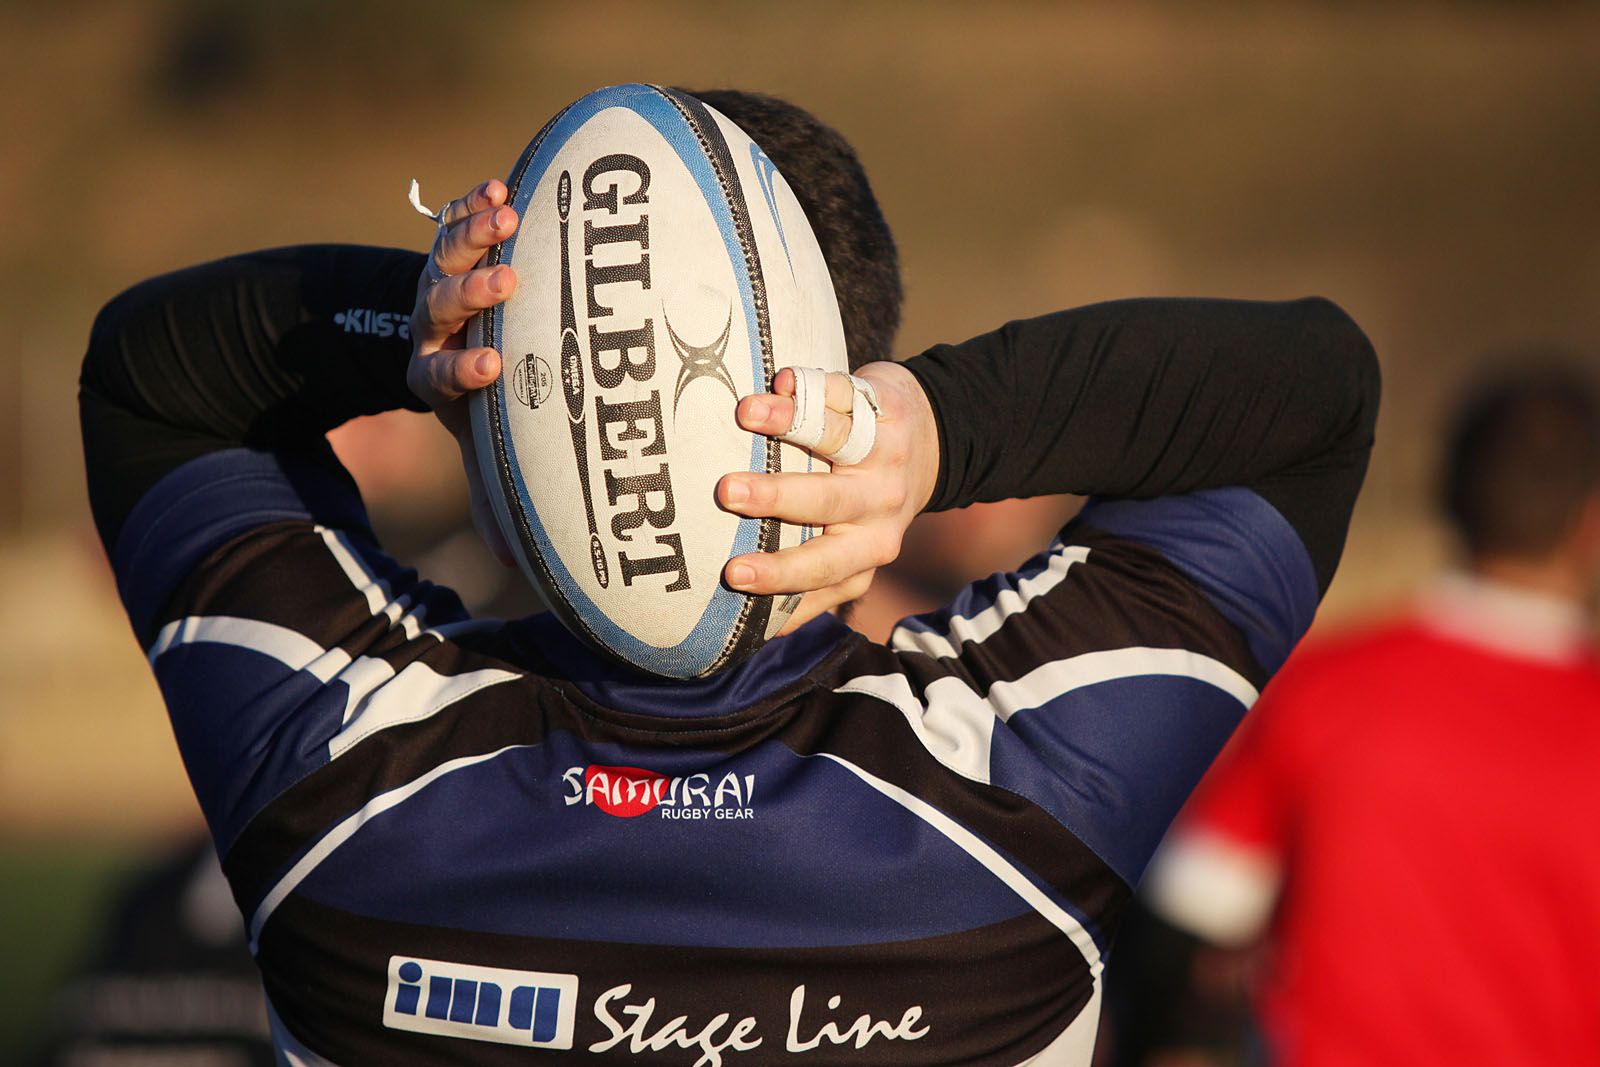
top-left (1441, 362), bottom-right (1600, 560)
top-left (681, 88), bottom-right (902, 370)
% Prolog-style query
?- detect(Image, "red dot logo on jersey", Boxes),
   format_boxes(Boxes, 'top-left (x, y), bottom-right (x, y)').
top-left (582, 765), bottom-right (666, 818)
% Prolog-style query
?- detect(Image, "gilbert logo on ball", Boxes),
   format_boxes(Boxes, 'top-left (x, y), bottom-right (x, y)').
top-left (468, 84), bottom-right (848, 679)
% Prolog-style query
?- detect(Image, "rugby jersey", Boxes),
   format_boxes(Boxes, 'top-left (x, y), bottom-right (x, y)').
top-left (82, 244), bottom-right (1377, 1065)
top-left (1146, 577), bottom-right (1600, 1065)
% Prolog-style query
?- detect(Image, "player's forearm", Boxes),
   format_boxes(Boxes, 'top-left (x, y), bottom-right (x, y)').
top-left (78, 244), bottom-right (425, 547)
top-left (903, 296), bottom-right (1380, 589)
top-left (81, 245), bottom-right (425, 441)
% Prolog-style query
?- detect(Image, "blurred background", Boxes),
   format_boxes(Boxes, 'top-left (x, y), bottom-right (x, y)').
top-left (3, 0), bottom-right (1599, 1061)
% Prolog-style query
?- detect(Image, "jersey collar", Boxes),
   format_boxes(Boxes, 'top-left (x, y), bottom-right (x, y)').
top-left (1420, 571), bottom-right (1591, 665)
top-left (511, 612), bottom-right (856, 718)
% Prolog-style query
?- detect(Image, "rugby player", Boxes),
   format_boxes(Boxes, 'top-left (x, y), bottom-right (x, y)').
top-left (1142, 366), bottom-right (1600, 1065)
top-left (80, 90), bottom-right (1378, 1064)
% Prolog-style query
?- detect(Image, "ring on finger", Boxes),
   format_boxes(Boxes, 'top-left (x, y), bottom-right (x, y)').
top-left (423, 255), bottom-right (452, 287)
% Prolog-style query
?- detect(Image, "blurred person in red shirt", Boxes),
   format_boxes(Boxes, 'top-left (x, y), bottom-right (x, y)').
top-left (1142, 363), bottom-right (1600, 1066)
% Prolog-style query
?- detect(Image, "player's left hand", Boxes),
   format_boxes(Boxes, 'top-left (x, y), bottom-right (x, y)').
top-left (406, 179), bottom-right (520, 566)
top-left (717, 361), bottom-right (939, 634)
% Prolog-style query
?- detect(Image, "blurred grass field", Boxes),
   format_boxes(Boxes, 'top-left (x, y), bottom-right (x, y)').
top-left (0, 847), bottom-right (141, 1056)
top-left (3, 0), bottom-right (1599, 1056)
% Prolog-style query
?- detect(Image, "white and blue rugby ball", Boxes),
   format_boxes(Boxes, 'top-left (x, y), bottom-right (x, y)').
top-left (469, 84), bottom-right (849, 679)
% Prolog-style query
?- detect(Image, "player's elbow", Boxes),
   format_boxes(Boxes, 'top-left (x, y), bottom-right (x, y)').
top-left (81, 281), bottom-right (147, 395)
top-left (1299, 296), bottom-right (1382, 439)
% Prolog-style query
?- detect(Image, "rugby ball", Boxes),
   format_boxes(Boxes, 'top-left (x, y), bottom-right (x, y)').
top-left (469, 84), bottom-right (849, 679)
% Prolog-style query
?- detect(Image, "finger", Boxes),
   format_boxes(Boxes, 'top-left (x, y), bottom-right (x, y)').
top-left (438, 179), bottom-right (508, 227)
top-left (465, 453), bottom-right (516, 567)
top-left (813, 408), bottom-right (852, 456)
top-left (408, 347), bottom-right (503, 409)
top-left (434, 204), bottom-right (519, 278)
top-left (717, 469), bottom-right (870, 526)
top-left (775, 571), bottom-right (874, 636)
top-left (451, 423), bottom-right (516, 567)
top-left (725, 534), bottom-right (883, 595)
top-left (419, 264), bottom-right (516, 345)
top-left (822, 371), bottom-right (857, 414)
top-left (736, 392), bottom-right (794, 437)
top-left (736, 391), bottom-right (850, 455)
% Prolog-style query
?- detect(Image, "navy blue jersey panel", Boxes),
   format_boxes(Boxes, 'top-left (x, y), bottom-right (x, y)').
top-left (155, 643), bottom-right (340, 852)
top-left (893, 538), bottom-right (1067, 642)
top-left (293, 735), bottom-right (1033, 948)
top-left (113, 448), bottom-right (373, 637)
top-left (1077, 488), bottom-right (1318, 674)
top-left (990, 674), bottom-right (1253, 885)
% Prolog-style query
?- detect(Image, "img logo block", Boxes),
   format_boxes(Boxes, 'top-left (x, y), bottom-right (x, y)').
top-left (383, 955), bottom-right (578, 1049)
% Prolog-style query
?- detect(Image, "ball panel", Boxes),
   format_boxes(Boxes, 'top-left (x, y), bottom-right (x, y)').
top-left (469, 84), bottom-right (846, 678)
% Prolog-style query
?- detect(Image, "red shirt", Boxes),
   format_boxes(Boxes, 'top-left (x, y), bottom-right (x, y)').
top-left (1156, 583), bottom-right (1600, 1066)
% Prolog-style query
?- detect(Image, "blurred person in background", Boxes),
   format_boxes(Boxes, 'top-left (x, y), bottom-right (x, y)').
top-left (1137, 364), bottom-right (1600, 1065)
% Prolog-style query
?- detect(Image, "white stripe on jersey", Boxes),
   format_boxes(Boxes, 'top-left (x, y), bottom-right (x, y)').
top-left (888, 543), bottom-right (1091, 660)
top-left (817, 752), bottom-right (1103, 979)
top-left (148, 527), bottom-right (517, 759)
top-left (988, 647), bottom-right (1258, 721)
top-left (148, 615), bottom-right (353, 681)
top-left (834, 673), bottom-right (997, 784)
top-left (146, 614), bottom-right (516, 756)
top-left (248, 743), bottom-right (536, 953)
top-left (316, 524), bottom-right (428, 640)
top-left (327, 660), bottom-right (519, 759)
top-left (837, 648), bottom-right (1256, 784)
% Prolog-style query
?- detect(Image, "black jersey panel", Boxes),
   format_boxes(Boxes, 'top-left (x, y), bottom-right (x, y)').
top-left (258, 893), bottom-right (1095, 1067)
top-left (1073, 488), bottom-right (1318, 675)
top-left (115, 447), bottom-right (377, 643)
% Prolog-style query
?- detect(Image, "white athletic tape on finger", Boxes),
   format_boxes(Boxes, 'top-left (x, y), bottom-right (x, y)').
top-left (781, 366), bottom-right (830, 451)
top-left (407, 179), bottom-right (444, 223)
top-left (852, 375), bottom-right (884, 419)
top-left (831, 377), bottom-right (881, 466)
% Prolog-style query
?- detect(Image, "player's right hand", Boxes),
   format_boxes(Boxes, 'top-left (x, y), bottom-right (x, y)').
top-left (717, 361), bottom-right (940, 633)
top-left (405, 179), bottom-right (520, 567)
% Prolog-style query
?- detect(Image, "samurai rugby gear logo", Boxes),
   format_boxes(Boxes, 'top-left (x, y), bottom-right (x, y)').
top-left (562, 764), bottom-right (756, 820)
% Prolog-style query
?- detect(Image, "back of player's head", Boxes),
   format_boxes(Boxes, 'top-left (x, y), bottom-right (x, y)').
top-left (680, 88), bottom-right (902, 370)
top-left (1441, 362), bottom-right (1600, 561)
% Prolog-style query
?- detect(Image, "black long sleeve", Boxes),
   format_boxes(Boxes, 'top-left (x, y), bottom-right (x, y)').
top-left (80, 245), bottom-right (426, 550)
top-left (903, 297), bottom-right (1380, 592)
top-left (82, 248), bottom-right (1378, 595)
